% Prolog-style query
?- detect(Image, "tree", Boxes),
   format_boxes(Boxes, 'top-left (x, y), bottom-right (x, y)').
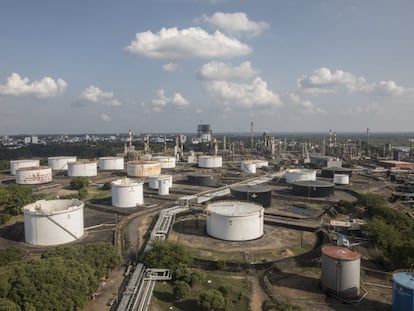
top-left (173, 281), bottom-right (190, 300)
top-left (3, 184), bottom-right (33, 215)
top-left (198, 290), bottom-right (225, 311)
top-left (140, 241), bottom-right (192, 271)
top-left (0, 298), bottom-right (20, 310)
top-left (69, 177), bottom-right (89, 190)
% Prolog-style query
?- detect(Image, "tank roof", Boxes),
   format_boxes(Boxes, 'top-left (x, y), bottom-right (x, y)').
top-left (322, 245), bottom-right (361, 260)
top-left (231, 184), bottom-right (271, 193)
top-left (69, 160), bottom-right (97, 165)
top-left (112, 178), bottom-right (143, 186)
top-left (293, 180), bottom-right (334, 187)
top-left (16, 166), bottom-right (49, 171)
top-left (207, 201), bottom-right (263, 216)
top-left (10, 159), bottom-right (39, 163)
top-left (393, 272), bottom-right (414, 290)
top-left (128, 161), bottom-right (159, 165)
top-left (23, 199), bottom-right (83, 215)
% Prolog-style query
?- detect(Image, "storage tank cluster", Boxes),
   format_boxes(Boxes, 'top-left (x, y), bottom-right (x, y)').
top-left (320, 245), bottom-right (361, 298)
top-left (198, 156), bottom-right (222, 168)
top-left (292, 180), bottom-right (335, 197)
top-left (152, 156), bottom-right (176, 169)
top-left (23, 199), bottom-right (84, 246)
top-left (98, 157), bottom-right (124, 170)
top-left (285, 169), bottom-right (317, 184)
top-left (187, 173), bottom-right (220, 187)
top-left (321, 167), bottom-right (353, 179)
top-left (148, 175), bottom-right (173, 190)
top-left (111, 178), bottom-right (144, 208)
top-left (48, 156), bottom-right (77, 170)
top-left (10, 159), bottom-right (40, 175)
top-left (16, 166), bottom-right (52, 185)
top-left (206, 200), bottom-right (264, 241)
top-left (68, 161), bottom-right (97, 177)
top-left (230, 185), bottom-right (272, 208)
top-left (127, 161), bottom-right (161, 177)
top-left (392, 272), bottom-right (414, 311)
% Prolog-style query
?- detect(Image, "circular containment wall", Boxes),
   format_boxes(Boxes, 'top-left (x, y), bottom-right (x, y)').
top-left (23, 199), bottom-right (84, 246)
top-left (321, 245), bottom-right (361, 298)
top-left (187, 173), bottom-right (220, 187)
top-left (292, 180), bottom-right (335, 197)
top-left (198, 156), bottom-right (222, 168)
top-left (127, 161), bottom-right (161, 177)
top-left (285, 169), bottom-right (316, 184)
top-left (392, 272), bottom-right (414, 311)
top-left (321, 167), bottom-right (353, 178)
top-left (48, 156), bottom-right (77, 170)
top-left (10, 159), bottom-right (40, 175)
top-left (152, 156), bottom-right (176, 169)
top-left (230, 184), bottom-right (272, 208)
top-left (67, 161), bottom-right (97, 177)
top-left (98, 157), bottom-right (124, 170)
top-left (111, 178), bottom-right (144, 208)
top-left (16, 166), bottom-right (52, 185)
top-left (206, 200), bottom-right (264, 241)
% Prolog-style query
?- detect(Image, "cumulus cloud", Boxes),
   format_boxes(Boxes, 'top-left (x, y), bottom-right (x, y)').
top-left (297, 67), bottom-right (413, 97)
top-left (78, 85), bottom-right (122, 106)
top-left (162, 62), bottom-right (179, 72)
top-left (125, 27), bottom-right (252, 59)
top-left (151, 89), bottom-right (190, 111)
top-left (101, 113), bottom-right (111, 121)
top-left (0, 72), bottom-right (67, 98)
top-left (202, 12), bottom-right (269, 36)
top-left (198, 62), bottom-right (281, 109)
top-left (198, 61), bottom-right (258, 81)
top-left (287, 92), bottom-right (325, 114)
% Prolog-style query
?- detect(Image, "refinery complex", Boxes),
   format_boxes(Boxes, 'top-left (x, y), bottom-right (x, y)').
top-left (1, 124), bottom-right (414, 311)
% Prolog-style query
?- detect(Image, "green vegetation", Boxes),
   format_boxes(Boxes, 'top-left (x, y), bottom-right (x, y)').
top-left (69, 176), bottom-right (90, 190)
top-left (358, 193), bottom-right (414, 270)
top-left (0, 243), bottom-right (121, 310)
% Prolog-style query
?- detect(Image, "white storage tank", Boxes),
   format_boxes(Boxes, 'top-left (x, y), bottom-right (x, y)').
top-left (285, 169), bottom-right (316, 184)
top-left (68, 161), bottom-right (97, 177)
top-left (141, 154), bottom-right (152, 161)
top-left (198, 155), bottom-right (222, 168)
top-left (127, 161), bottom-right (161, 177)
top-left (111, 178), bottom-right (144, 208)
top-left (98, 157), bottom-right (124, 170)
top-left (10, 159), bottom-right (40, 175)
top-left (321, 245), bottom-right (361, 298)
top-left (206, 201), bottom-right (264, 241)
top-left (158, 177), bottom-right (170, 195)
top-left (334, 174), bottom-right (350, 185)
top-left (148, 175), bottom-right (173, 189)
top-left (16, 166), bottom-right (52, 185)
top-left (48, 156), bottom-right (77, 170)
top-left (152, 156), bottom-right (176, 169)
top-left (241, 161), bottom-right (257, 174)
top-left (23, 199), bottom-right (84, 246)
top-left (252, 160), bottom-right (268, 169)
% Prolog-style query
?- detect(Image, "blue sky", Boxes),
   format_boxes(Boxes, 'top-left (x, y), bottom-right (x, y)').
top-left (0, 0), bottom-right (413, 135)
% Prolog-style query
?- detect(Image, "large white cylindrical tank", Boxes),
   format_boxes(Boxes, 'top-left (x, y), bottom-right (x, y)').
top-left (152, 156), bottom-right (176, 169)
top-left (98, 157), bottom-right (124, 170)
top-left (111, 178), bottom-right (144, 208)
top-left (206, 201), bottom-right (264, 241)
top-left (334, 174), bottom-right (350, 185)
top-left (241, 161), bottom-right (257, 174)
top-left (141, 154), bottom-right (152, 161)
top-left (321, 245), bottom-right (361, 298)
top-left (198, 156), bottom-right (222, 168)
top-left (68, 161), bottom-right (97, 177)
top-left (127, 161), bottom-right (161, 177)
top-left (158, 177), bottom-right (170, 195)
top-left (48, 156), bottom-right (77, 170)
top-left (23, 199), bottom-right (84, 246)
top-left (10, 159), bottom-right (40, 175)
top-left (285, 169), bottom-right (316, 184)
top-left (16, 166), bottom-right (52, 185)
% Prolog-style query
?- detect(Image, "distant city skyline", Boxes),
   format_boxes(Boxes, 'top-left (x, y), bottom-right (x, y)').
top-left (0, 0), bottom-right (413, 135)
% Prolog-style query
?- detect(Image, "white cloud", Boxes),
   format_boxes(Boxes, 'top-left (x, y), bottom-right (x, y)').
top-left (287, 92), bottom-right (325, 114)
top-left (202, 12), bottom-right (269, 36)
top-left (162, 62), bottom-right (179, 72)
top-left (151, 89), bottom-right (190, 111)
top-left (125, 27), bottom-right (252, 59)
top-left (0, 72), bottom-right (67, 98)
top-left (198, 61), bottom-right (258, 81)
top-left (78, 85), bottom-right (122, 106)
top-left (101, 113), bottom-right (111, 121)
top-left (297, 67), bottom-right (413, 97)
